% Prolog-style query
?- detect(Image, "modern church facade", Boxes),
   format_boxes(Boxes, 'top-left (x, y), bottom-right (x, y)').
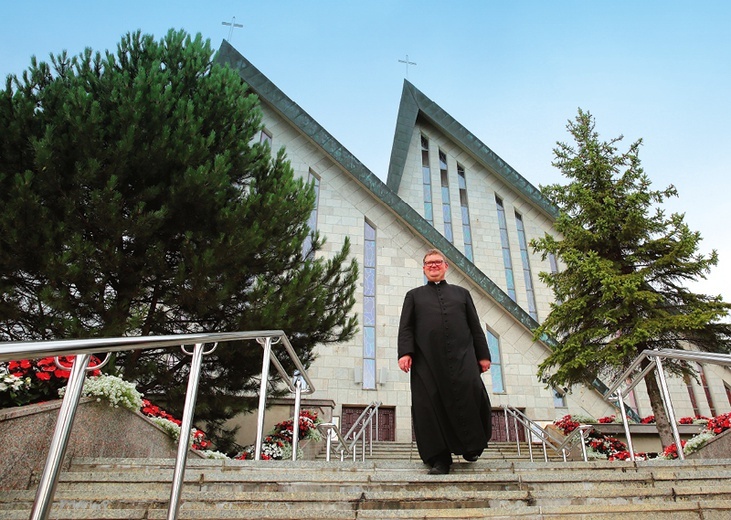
top-left (216, 41), bottom-right (729, 446)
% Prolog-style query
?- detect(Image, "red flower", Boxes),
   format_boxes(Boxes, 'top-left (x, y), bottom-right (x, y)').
top-left (35, 372), bottom-right (51, 381)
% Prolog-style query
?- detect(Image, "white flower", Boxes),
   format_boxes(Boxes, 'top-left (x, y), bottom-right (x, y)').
top-left (58, 374), bottom-right (144, 411)
top-left (0, 374), bottom-right (32, 393)
top-left (198, 450), bottom-right (228, 459)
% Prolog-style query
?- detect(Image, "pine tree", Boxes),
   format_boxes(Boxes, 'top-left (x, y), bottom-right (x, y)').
top-left (532, 109), bottom-right (731, 448)
top-left (0, 29), bottom-right (358, 451)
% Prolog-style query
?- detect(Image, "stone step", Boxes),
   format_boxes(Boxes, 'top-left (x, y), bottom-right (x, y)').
top-left (1, 501), bottom-right (730, 520)
top-left (321, 441), bottom-right (567, 461)
top-left (3, 458), bottom-right (730, 519)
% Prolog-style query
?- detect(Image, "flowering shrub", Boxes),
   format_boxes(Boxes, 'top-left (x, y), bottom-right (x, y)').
top-left (141, 399), bottom-right (182, 426)
top-left (139, 399), bottom-right (211, 451)
top-left (679, 415), bottom-right (710, 425)
top-left (706, 412), bottom-right (731, 435)
top-left (1, 357), bottom-right (215, 453)
top-left (235, 410), bottom-right (322, 460)
top-left (553, 415), bottom-right (581, 435)
top-left (58, 374), bottom-right (144, 411)
top-left (597, 415), bottom-right (615, 424)
top-left (554, 412), bottom-right (731, 460)
top-left (1, 356), bottom-right (101, 408)
top-left (661, 412), bottom-right (731, 459)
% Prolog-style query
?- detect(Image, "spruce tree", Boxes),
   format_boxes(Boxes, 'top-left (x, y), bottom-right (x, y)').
top-left (0, 29), bottom-right (358, 451)
top-left (532, 109), bottom-right (731, 448)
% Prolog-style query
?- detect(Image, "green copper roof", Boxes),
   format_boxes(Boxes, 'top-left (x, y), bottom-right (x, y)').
top-left (215, 40), bottom-right (540, 333)
top-left (387, 80), bottom-right (559, 220)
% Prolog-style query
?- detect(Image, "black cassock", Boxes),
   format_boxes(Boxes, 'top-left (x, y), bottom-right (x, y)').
top-left (397, 280), bottom-right (492, 464)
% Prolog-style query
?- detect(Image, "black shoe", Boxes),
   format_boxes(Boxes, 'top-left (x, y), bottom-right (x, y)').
top-left (428, 462), bottom-right (450, 475)
top-left (463, 450), bottom-right (481, 462)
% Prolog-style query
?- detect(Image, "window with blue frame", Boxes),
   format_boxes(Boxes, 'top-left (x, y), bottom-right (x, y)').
top-left (495, 196), bottom-right (516, 301)
top-left (486, 328), bottom-right (504, 393)
top-left (457, 164), bottom-right (473, 261)
top-left (301, 170), bottom-right (320, 260)
top-left (421, 135), bottom-right (433, 225)
top-left (515, 212), bottom-right (538, 320)
top-left (362, 220), bottom-right (377, 389)
top-left (439, 150), bottom-right (453, 242)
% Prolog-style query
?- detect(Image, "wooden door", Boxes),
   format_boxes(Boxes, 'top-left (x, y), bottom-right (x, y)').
top-left (341, 406), bottom-right (395, 441)
top-left (491, 408), bottom-right (526, 442)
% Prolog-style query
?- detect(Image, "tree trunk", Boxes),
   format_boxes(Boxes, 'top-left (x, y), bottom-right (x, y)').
top-left (642, 358), bottom-right (675, 449)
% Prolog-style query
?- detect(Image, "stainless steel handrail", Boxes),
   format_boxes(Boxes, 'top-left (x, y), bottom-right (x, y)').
top-left (324, 401), bottom-right (381, 462)
top-left (0, 330), bottom-right (313, 520)
top-left (504, 406), bottom-right (592, 462)
top-left (604, 348), bottom-right (731, 462)
top-left (316, 422), bottom-right (352, 461)
top-left (347, 401), bottom-right (381, 461)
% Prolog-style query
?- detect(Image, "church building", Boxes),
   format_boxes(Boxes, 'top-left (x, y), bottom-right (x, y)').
top-left (216, 41), bottom-right (728, 446)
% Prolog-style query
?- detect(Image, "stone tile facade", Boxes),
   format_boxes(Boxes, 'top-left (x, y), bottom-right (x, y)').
top-left (216, 42), bottom-right (728, 446)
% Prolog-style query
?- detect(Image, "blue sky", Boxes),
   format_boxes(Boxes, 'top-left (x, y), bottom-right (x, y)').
top-left (2, 1), bottom-right (730, 306)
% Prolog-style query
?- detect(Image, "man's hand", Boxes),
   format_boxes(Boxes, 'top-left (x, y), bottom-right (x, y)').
top-left (478, 359), bottom-right (491, 373)
top-left (398, 355), bottom-right (412, 373)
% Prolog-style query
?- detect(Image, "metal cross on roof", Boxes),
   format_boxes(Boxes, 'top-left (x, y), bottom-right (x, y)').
top-left (398, 54), bottom-right (417, 78)
top-left (222, 17), bottom-right (244, 42)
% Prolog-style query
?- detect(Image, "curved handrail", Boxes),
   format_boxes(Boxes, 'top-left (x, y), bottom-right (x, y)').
top-left (0, 331), bottom-right (313, 520)
top-left (504, 406), bottom-right (593, 462)
top-left (316, 422), bottom-right (352, 461)
top-left (0, 331), bottom-right (315, 395)
top-left (318, 401), bottom-right (381, 462)
top-left (346, 401), bottom-right (381, 461)
top-left (604, 348), bottom-right (731, 462)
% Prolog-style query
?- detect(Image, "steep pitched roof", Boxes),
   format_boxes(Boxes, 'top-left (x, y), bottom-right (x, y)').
top-left (214, 40), bottom-right (540, 334)
top-left (387, 80), bottom-right (559, 220)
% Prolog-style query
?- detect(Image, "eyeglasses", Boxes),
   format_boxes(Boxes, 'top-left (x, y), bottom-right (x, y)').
top-left (423, 260), bottom-right (445, 267)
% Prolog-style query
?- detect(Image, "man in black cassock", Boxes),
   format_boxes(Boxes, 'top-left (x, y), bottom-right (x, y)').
top-left (397, 249), bottom-right (492, 475)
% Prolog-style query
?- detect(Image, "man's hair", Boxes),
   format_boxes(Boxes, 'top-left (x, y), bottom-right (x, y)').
top-left (423, 249), bottom-right (447, 263)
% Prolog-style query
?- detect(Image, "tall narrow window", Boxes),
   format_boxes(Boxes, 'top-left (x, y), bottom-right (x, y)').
top-left (685, 376), bottom-right (701, 417)
top-left (302, 170), bottom-right (320, 260)
top-left (553, 388), bottom-right (567, 408)
top-left (699, 366), bottom-right (716, 416)
top-left (439, 150), bottom-right (453, 242)
top-left (362, 220), bottom-right (377, 390)
top-left (495, 196), bottom-right (516, 301)
top-left (457, 164), bottom-right (473, 261)
top-left (486, 328), bottom-right (504, 393)
top-left (549, 252), bottom-right (559, 275)
top-left (421, 135), bottom-right (433, 225)
top-left (515, 212), bottom-right (538, 320)
top-left (260, 128), bottom-right (272, 147)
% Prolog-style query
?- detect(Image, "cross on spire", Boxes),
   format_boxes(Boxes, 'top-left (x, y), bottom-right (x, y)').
top-left (221, 17), bottom-right (244, 42)
top-left (398, 54), bottom-right (417, 78)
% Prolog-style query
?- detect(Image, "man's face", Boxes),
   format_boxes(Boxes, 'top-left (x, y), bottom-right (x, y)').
top-left (423, 254), bottom-right (448, 282)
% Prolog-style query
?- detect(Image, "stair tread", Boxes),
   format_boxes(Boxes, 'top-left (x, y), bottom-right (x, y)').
top-left (5, 455), bottom-right (731, 519)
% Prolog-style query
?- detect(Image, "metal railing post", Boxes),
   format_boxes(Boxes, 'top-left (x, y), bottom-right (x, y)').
top-left (167, 342), bottom-right (209, 520)
top-left (504, 408), bottom-right (510, 442)
top-left (616, 387), bottom-right (636, 462)
top-left (578, 428), bottom-right (588, 462)
top-left (654, 356), bottom-right (685, 460)
top-left (291, 374), bottom-right (303, 461)
top-left (30, 354), bottom-right (91, 520)
top-left (254, 336), bottom-right (273, 460)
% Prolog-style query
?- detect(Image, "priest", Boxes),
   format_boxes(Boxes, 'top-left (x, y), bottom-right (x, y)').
top-left (397, 248), bottom-right (492, 475)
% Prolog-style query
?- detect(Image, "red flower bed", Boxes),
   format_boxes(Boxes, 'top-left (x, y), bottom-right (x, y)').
top-left (2, 356), bottom-right (102, 407)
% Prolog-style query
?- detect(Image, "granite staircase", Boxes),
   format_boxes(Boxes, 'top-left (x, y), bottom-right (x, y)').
top-left (351, 441), bottom-right (565, 462)
top-left (2, 447), bottom-right (731, 519)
